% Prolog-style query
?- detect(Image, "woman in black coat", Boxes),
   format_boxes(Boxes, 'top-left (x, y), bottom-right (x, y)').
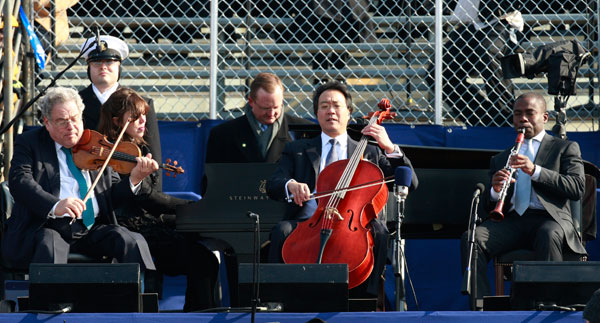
top-left (97, 87), bottom-right (219, 312)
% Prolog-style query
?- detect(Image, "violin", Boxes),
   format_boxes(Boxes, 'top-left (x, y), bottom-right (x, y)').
top-left (281, 98), bottom-right (395, 289)
top-left (72, 129), bottom-right (184, 176)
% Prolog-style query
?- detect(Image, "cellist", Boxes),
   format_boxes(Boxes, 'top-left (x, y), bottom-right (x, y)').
top-left (266, 81), bottom-right (418, 299)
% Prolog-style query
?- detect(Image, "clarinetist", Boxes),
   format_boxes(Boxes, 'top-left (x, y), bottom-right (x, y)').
top-left (460, 92), bottom-right (586, 301)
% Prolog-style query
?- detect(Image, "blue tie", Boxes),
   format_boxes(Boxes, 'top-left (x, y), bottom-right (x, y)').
top-left (325, 139), bottom-right (338, 166)
top-left (298, 139), bottom-right (338, 220)
top-left (61, 147), bottom-right (95, 229)
top-left (514, 139), bottom-right (534, 215)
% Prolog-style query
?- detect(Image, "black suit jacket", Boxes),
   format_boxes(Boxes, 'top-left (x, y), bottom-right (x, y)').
top-left (484, 133), bottom-right (586, 254)
top-left (266, 135), bottom-right (419, 220)
top-left (2, 127), bottom-right (153, 269)
top-left (205, 112), bottom-right (313, 163)
top-left (79, 85), bottom-right (163, 188)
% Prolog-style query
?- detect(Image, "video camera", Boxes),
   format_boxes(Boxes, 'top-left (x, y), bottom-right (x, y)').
top-left (500, 40), bottom-right (590, 96)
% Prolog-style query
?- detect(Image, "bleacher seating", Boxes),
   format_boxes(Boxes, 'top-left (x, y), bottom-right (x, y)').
top-left (47, 10), bottom-right (599, 124)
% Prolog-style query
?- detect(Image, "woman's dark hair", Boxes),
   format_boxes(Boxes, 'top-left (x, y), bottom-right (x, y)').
top-left (97, 87), bottom-right (150, 145)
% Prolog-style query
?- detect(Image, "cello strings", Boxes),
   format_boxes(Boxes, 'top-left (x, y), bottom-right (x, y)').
top-left (321, 113), bottom-right (377, 230)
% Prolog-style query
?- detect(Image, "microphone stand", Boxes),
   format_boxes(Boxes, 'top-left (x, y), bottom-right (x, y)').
top-left (392, 186), bottom-right (407, 311)
top-left (461, 192), bottom-right (481, 310)
top-left (247, 211), bottom-right (260, 323)
top-left (0, 40), bottom-right (95, 136)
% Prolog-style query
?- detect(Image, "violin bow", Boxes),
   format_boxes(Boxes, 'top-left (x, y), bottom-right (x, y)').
top-left (70, 120), bottom-right (132, 225)
top-left (82, 119), bottom-right (132, 204)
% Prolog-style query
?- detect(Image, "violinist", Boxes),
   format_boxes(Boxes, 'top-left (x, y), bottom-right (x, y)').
top-left (266, 81), bottom-right (418, 300)
top-left (97, 87), bottom-right (219, 312)
top-left (2, 87), bottom-right (156, 278)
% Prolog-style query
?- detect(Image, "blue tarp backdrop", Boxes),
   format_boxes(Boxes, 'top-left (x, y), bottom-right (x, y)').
top-left (159, 121), bottom-right (600, 195)
top-left (159, 121), bottom-right (600, 311)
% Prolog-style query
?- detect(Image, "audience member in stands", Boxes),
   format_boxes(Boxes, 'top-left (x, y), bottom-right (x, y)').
top-left (585, 288), bottom-right (600, 323)
top-left (205, 72), bottom-right (313, 164)
top-left (373, 0), bottom-right (437, 41)
top-left (78, 35), bottom-right (163, 188)
top-left (460, 92), bottom-right (586, 301)
top-left (131, 0), bottom-right (205, 60)
top-left (131, 0), bottom-right (280, 56)
top-left (278, 0), bottom-right (374, 83)
top-left (431, 0), bottom-right (524, 126)
top-left (1, 87), bottom-right (157, 279)
top-left (266, 80), bottom-right (418, 301)
top-left (97, 87), bottom-right (219, 311)
top-left (70, 0), bottom-right (126, 36)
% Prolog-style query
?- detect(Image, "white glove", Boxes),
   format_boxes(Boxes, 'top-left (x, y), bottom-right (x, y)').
top-left (501, 10), bottom-right (524, 32)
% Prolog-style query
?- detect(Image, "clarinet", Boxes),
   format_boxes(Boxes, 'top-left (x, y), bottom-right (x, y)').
top-left (489, 128), bottom-right (526, 221)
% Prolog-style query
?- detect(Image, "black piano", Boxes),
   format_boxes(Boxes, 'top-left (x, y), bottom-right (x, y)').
top-left (176, 146), bottom-right (501, 262)
top-left (177, 163), bottom-right (286, 263)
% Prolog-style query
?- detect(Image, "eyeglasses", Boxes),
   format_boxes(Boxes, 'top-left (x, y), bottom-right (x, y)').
top-left (89, 60), bottom-right (119, 67)
top-left (51, 115), bottom-right (82, 128)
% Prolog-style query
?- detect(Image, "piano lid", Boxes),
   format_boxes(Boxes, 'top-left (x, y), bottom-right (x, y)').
top-left (176, 163), bottom-right (286, 232)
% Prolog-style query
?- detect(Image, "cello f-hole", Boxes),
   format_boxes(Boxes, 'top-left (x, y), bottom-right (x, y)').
top-left (346, 210), bottom-right (358, 232)
top-left (308, 213), bottom-right (324, 228)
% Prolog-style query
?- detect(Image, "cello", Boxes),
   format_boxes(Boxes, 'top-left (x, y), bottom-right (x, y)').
top-left (281, 99), bottom-right (395, 289)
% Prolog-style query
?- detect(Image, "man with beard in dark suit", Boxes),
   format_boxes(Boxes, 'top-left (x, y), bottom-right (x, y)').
top-left (266, 81), bottom-right (418, 300)
top-left (78, 35), bottom-right (163, 187)
top-left (461, 92), bottom-right (586, 301)
top-left (2, 87), bottom-right (158, 278)
top-left (205, 72), bottom-right (313, 164)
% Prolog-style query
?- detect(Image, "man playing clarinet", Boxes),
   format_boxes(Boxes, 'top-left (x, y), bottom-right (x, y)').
top-left (460, 92), bottom-right (586, 301)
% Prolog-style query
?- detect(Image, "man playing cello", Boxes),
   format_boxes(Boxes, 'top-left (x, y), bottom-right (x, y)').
top-left (266, 81), bottom-right (418, 301)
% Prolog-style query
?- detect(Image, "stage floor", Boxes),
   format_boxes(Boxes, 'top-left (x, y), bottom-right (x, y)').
top-left (0, 311), bottom-right (585, 322)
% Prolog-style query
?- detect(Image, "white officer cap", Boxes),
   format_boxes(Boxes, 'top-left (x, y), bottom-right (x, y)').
top-left (80, 35), bottom-right (129, 62)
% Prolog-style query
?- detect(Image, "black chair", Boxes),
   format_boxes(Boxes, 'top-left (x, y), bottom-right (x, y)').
top-left (0, 181), bottom-right (111, 300)
top-left (493, 162), bottom-right (599, 295)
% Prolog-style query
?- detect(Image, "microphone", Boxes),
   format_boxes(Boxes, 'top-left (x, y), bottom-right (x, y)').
top-left (247, 211), bottom-right (259, 220)
top-left (95, 27), bottom-right (106, 52)
top-left (473, 183), bottom-right (485, 199)
top-left (394, 166), bottom-right (412, 199)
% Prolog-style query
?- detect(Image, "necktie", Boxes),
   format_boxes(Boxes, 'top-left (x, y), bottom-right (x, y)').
top-left (514, 139), bottom-right (534, 215)
top-left (61, 147), bottom-right (95, 229)
top-left (325, 139), bottom-right (338, 167)
top-left (300, 139), bottom-right (339, 220)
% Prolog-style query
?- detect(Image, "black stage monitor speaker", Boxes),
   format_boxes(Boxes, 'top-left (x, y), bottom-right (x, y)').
top-left (28, 263), bottom-right (141, 312)
top-left (511, 261), bottom-right (600, 310)
top-left (239, 263), bottom-right (349, 312)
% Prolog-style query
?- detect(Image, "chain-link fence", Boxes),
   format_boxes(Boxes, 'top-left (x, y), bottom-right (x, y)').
top-left (31, 0), bottom-right (600, 130)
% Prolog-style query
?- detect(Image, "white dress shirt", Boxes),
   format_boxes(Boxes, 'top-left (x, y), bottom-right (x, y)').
top-left (49, 142), bottom-right (142, 218)
top-left (49, 142), bottom-right (100, 219)
top-left (92, 82), bottom-right (119, 105)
